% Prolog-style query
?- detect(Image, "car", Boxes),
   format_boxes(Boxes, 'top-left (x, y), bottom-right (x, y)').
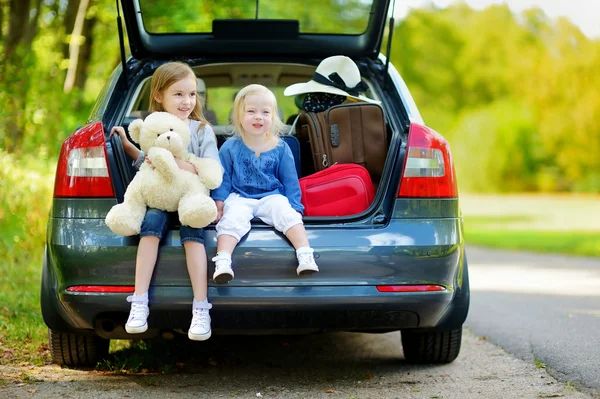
top-left (42, 0), bottom-right (469, 367)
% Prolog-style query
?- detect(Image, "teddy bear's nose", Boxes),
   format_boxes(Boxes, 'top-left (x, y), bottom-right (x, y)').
top-left (166, 136), bottom-right (170, 141)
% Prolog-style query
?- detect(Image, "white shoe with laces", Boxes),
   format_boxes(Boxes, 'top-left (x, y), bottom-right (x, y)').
top-left (188, 308), bottom-right (211, 341)
top-left (296, 249), bottom-right (319, 276)
top-left (125, 297), bottom-right (149, 334)
top-left (212, 253), bottom-right (234, 284)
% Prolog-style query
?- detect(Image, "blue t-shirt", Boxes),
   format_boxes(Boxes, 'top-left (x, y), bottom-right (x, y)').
top-left (212, 136), bottom-right (304, 214)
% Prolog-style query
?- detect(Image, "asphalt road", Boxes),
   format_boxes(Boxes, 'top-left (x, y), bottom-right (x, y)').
top-left (465, 245), bottom-right (600, 395)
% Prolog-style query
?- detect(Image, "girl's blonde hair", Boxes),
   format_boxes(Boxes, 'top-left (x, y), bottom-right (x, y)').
top-left (149, 61), bottom-right (208, 128)
top-left (231, 84), bottom-right (285, 138)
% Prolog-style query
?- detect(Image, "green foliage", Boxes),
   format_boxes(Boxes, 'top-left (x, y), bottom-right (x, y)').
top-left (0, 150), bottom-right (54, 262)
top-left (0, 0), bottom-right (120, 158)
top-left (447, 99), bottom-right (539, 192)
top-left (391, 4), bottom-right (600, 193)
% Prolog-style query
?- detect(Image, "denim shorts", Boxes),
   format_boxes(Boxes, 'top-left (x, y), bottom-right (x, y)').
top-left (140, 208), bottom-right (205, 245)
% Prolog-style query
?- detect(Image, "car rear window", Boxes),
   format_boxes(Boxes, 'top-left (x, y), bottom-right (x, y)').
top-left (139, 0), bottom-right (374, 34)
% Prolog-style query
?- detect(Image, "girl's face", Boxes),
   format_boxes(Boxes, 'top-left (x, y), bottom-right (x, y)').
top-left (241, 93), bottom-right (273, 138)
top-left (155, 76), bottom-right (197, 121)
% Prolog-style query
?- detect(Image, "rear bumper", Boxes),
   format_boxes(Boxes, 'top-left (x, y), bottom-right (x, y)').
top-left (58, 285), bottom-right (454, 337)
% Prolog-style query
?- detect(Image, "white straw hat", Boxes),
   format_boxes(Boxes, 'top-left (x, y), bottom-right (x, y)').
top-left (284, 55), bottom-right (379, 103)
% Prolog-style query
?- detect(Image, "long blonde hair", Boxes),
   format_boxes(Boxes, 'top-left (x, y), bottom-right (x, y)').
top-left (231, 84), bottom-right (285, 138)
top-left (149, 61), bottom-right (208, 128)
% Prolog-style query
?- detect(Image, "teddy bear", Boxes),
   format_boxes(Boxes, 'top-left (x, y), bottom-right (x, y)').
top-left (105, 112), bottom-right (222, 237)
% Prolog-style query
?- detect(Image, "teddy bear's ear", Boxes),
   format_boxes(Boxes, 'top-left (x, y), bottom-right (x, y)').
top-left (128, 119), bottom-right (144, 143)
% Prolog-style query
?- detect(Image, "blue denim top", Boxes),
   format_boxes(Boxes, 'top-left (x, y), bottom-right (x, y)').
top-left (211, 136), bottom-right (303, 214)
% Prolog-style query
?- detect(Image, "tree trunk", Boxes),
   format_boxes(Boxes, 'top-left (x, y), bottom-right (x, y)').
top-left (62, 0), bottom-right (81, 59)
top-left (4, 0), bottom-right (30, 57)
top-left (23, 0), bottom-right (43, 45)
top-left (0, 0), bottom-right (6, 42)
top-left (64, 0), bottom-right (91, 93)
top-left (74, 14), bottom-right (97, 90)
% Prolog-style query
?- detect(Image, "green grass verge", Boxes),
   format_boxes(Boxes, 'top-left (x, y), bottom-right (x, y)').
top-left (465, 222), bottom-right (600, 257)
top-left (0, 150), bottom-right (53, 366)
top-left (461, 194), bottom-right (600, 257)
top-left (0, 255), bottom-right (49, 366)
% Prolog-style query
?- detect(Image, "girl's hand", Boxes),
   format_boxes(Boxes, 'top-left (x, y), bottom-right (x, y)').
top-left (109, 126), bottom-right (131, 144)
top-left (175, 159), bottom-right (197, 174)
top-left (110, 126), bottom-right (141, 161)
top-left (144, 156), bottom-right (155, 169)
top-left (214, 200), bottom-right (224, 223)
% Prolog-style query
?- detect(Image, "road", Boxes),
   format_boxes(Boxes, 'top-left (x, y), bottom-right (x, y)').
top-left (466, 245), bottom-right (600, 395)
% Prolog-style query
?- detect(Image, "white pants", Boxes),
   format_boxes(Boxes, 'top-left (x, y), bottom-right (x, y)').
top-left (216, 193), bottom-right (303, 241)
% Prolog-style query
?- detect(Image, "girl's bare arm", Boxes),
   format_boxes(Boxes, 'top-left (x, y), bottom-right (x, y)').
top-left (110, 126), bottom-right (141, 160)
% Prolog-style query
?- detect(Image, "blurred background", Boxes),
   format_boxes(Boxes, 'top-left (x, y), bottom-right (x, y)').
top-left (0, 0), bottom-right (598, 364)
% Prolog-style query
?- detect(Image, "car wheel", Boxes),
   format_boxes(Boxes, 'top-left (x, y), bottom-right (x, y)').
top-left (48, 328), bottom-right (109, 367)
top-left (401, 327), bottom-right (462, 364)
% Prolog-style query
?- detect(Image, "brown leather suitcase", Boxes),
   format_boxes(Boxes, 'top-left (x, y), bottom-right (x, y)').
top-left (296, 102), bottom-right (387, 183)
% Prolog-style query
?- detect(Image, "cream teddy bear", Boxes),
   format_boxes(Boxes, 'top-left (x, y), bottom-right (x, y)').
top-left (105, 112), bottom-right (222, 236)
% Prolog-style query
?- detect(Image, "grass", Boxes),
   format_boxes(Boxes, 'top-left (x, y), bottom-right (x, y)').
top-left (461, 194), bottom-right (600, 257)
top-left (0, 254), bottom-right (49, 366)
top-left (0, 150), bottom-right (54, 366)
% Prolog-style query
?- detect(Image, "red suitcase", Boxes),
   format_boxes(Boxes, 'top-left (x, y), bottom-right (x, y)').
top-left (299, 163), bottom-right (375, 217)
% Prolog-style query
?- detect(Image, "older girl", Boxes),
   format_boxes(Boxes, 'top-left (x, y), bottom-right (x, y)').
top-left (110, 61), bottom-right (221, 340)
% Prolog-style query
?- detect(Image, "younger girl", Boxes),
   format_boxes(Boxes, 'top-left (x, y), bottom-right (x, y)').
top-left (110, 62), bottom-right (222, 340)
top-left (211, 84), bottom-right (319, 283)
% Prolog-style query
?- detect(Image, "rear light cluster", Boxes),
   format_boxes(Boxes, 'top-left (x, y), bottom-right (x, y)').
top-left (54, 122), bottom-right (115, 198)
top-left (397, 123), bottom-right (458, 198)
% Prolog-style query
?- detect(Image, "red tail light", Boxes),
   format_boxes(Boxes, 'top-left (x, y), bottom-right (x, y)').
top-left (66, 285), bottom-right (134, 293)
top-left (376, 285), bottom-right (446, 293)
top-left (54, 122), bottom-right (115, 198)
top-left (397, 123), bottom-right (458, 198)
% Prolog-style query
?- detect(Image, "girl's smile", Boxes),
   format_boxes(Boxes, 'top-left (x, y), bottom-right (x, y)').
top-left (155, 76), bottom-right (197, 121)
top-left (241, 94), bottom-right (273, 137)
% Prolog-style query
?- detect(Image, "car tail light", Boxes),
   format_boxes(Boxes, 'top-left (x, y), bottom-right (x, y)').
top-left (397, 123), bottom-right (457, 198)
top-left (66, 285), bottom-right (134, 293)
top-left (376, 285), bottom-right (446, 293)
top-left (54, 122), bottom-right (115, 198)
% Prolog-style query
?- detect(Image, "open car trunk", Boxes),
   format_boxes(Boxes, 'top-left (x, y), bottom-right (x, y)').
top-left (105, 58), bottom-right (406, 287)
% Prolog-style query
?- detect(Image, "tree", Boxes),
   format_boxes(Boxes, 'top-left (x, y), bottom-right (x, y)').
top-left (0, 0), bottom-right (43, 152)
top-left (64, 0), bottom-right (92, 93)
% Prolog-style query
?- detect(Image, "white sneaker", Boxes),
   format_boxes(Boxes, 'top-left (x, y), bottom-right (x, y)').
top-left (125, 301), bottom-right (149, 334)
top-left (188, 308), bottom-right (211, 341)
top-left (212, 254), bottom-right (234, 284)
top-left (296, 250), bottom-right (319, 276)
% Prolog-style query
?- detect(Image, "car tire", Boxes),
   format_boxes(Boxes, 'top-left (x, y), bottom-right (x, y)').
top-left (401, 327), bottom-right (462, 364)
top-left (48, 328), bottom-right (109, 367)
